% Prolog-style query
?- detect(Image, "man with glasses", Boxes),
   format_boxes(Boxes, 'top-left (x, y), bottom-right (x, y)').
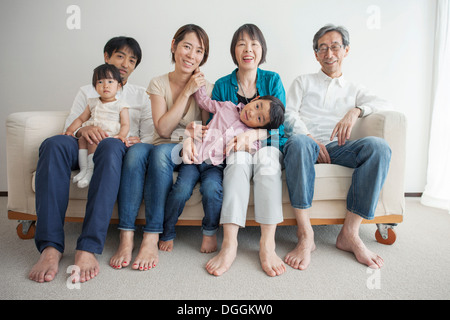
top-left (283, 24), bottom-right (391, 270)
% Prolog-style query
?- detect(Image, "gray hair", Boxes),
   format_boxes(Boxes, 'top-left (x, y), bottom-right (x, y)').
top-left (313, 24), bottom-right (350, 51)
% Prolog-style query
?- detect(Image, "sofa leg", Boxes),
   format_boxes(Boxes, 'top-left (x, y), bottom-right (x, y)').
top-left (375, 223), bottom-right (397, 245)
top-left (16, 220), bottom-right (36, 240)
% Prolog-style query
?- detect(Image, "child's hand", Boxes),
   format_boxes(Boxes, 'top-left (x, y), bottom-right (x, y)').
top-left (125, 136), bottom-right (141, 147)
top-left (182, 137), bottom-right (198, 164)
top-left (185, 121), bottom-right (208, 142)
top-left (62, 131), bottom-right (73, 136)
top-left (114, 135), bottom-right (127, 144)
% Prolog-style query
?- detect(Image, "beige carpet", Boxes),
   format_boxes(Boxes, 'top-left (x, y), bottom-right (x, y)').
top-left (1, 197), bottom-right (449, 300)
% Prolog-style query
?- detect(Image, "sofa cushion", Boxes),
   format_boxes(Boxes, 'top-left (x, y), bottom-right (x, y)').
top-left (31, 163), bottom-right (353, 206)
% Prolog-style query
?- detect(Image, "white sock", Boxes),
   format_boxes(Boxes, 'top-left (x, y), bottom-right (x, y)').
top-left (77, 153), bottom-right (94, 188)
top-left (73, 149), bottom-right (88, 183)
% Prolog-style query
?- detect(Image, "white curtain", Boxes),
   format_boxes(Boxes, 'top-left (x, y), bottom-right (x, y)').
top-left (421, 0), bottom-right (450, 213)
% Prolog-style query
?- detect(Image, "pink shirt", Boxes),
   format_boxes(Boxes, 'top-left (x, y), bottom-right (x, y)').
top-left (193, 86), bottom-right (260, 165)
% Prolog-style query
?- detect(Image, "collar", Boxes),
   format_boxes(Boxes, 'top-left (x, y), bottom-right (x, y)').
top-left (231, 68), bottom-right (262, 88)
top-left (236, 103), bottom-right (245, 114)
top-left (318, 69), bottom-right (346, 87)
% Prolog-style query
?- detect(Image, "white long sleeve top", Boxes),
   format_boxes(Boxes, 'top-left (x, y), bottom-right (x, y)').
top-left (285, 70), bottom-right (389, 145)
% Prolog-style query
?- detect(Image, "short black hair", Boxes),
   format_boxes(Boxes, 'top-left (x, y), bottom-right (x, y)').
top-left (92, 63), bottom-right (123, 88)
top-left (258, 96), bottom-right (285, 130)
top-left (104, 36), bottom-right (142, 68)
top-left (230, 24), bottom-right (267, 66)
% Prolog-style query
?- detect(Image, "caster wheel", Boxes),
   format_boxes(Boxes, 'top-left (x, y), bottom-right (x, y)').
top-left (17, 221), bottom-right (36, 240)
top-left (375, 227), bottom-right (396, 245)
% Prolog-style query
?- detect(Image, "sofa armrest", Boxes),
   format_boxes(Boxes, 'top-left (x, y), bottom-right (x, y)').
top-left (6, 111), bottom-right (68, 214)
top-left (351, 110), bottom-right (407, 215)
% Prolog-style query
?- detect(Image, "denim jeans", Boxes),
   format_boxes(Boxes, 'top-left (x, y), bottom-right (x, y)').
top-left (161, 162), bottom-right (224, 241)
top-left (283, 134), bottom-right (391, 220)
top-left (35, 135), bottom-right (127, 254)
top-left (117, 142), bottom-right (155, 231)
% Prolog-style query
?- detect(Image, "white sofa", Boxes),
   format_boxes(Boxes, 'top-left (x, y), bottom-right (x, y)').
top-left (6, 110), bottom-right (406, 243)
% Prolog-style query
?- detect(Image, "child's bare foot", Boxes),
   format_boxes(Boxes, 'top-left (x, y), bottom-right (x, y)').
top-left (260, 241), bottom-right (286, 277)
top-left (29, 246), bottom-right (62, 283)
top-left (206, 239), bottom-right (237, 276)
top-left (110, 230), bottom-right (134, 269)
top-left (285, 226), bottom-right (316, 270)
top-left (73, 250), bottom-right (99, 283)
top-left (336, 228), bottom-right (384, 269)
top-left (201, 234), bottom-right (217, 253)
top-left (132, 233), bottom-right (159, 271)
top-left (159, 240), bottom-right (173, 252)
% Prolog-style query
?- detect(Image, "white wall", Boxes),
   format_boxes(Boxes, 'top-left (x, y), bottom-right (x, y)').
top-left (0, 0), bottom-right (436, 192)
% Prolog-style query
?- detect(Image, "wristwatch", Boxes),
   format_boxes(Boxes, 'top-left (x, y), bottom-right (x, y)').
top-left (355, 106), bottom-right (364, 118)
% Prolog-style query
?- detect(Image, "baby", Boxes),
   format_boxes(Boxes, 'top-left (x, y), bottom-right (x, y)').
top-left (64, 63), bottom-right (130, 188)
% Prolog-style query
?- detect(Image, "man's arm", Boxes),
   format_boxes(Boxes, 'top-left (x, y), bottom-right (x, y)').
top-left (285, 76), bottom-right (309, 137)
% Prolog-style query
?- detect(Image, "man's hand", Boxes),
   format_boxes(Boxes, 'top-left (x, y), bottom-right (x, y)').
top-left (77, 126), bottom-right (109, 145)
top-left (308, 134), bottom-right (331, 164)
top-left (330, 108), bottom-right (361, 146)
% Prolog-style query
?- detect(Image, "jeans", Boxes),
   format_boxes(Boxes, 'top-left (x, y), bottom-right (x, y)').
top-left (283, 134), bottom-right (391, 220)
top-left (117, 142), bottom-right (154, 231)
top-left (161, 162), bottom-right (224, 241)
top-left (35, 135), bottom-right (127, 254)
top-left (118, 143), bottom-right (184, 233)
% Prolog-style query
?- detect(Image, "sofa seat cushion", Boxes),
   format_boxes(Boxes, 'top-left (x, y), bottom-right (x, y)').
top-left (31, 163), bottom-right (353, 207)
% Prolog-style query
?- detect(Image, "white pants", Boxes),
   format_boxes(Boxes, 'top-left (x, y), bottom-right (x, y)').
top-left (220, 146), bottom-right (284, 227)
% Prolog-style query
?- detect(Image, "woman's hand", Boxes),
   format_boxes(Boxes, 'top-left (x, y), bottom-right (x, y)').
top-left (183, 68), bottom-right (206, 97)
top-left (225, 129), bottom-right (267, 156)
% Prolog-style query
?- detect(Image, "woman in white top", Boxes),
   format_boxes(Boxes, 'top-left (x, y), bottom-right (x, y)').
top-left (111, 24), bottom-right (215, 271)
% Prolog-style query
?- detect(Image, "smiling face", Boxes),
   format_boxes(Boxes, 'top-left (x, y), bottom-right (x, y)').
top-left (234, 31), bottom-right (263, 72)
top-left (104, 46), bottom-right (137, 85)
top-left (314, 31), bottom-right (349, 78)
top-left (172, 32), bottom-right (205, 74)
top-left (240, 98), bottom-right (271, 128)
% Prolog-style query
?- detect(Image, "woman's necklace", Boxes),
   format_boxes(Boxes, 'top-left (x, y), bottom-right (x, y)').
top-left (237, 73), bottom-right (256, 104)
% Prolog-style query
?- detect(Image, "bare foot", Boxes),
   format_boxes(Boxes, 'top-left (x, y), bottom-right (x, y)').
top-left (110, 230), bottom-right (134, 269)
top-left (159, 240), bottom-right (173, 252)
top-left (206, 239), bottom-right (237, 276)
top-left (336, 229), bottom-right (384, 269)
top-left (74, 250), bottom-right (99, 283)
top-left (260, 245), bottom-right (286, 277)
top-left (201, 234), bottom-right (217, 253)
top-left (132, 233), bottom-right (159, 271)
top-left (285, 226), bottom-right (316, 270)
top-left (29, 246), bottom-right (62, 283)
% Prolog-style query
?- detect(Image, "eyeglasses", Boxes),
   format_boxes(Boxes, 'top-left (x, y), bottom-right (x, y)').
top-left (315, 44), bottom-right (344, 54)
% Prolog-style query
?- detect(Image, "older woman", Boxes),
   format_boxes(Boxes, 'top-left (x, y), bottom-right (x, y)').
top-left (110, 24), bottom-right (214, 271)
top-left (206, 24), bottom-right (287, 277)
